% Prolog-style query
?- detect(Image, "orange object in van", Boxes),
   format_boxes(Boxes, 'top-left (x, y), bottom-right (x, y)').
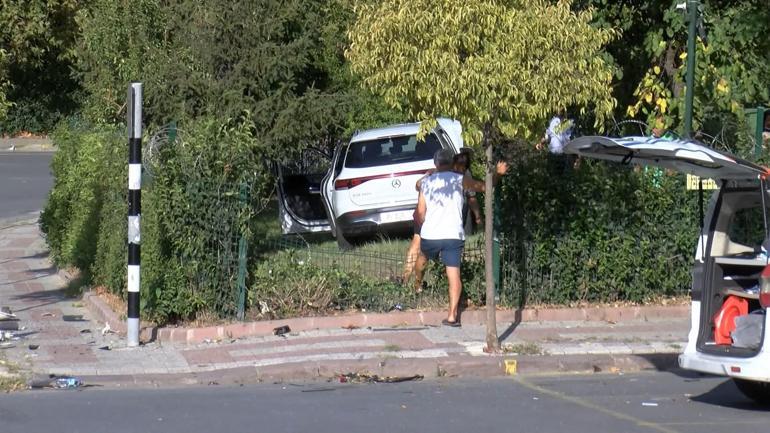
top-left (713, 295), bottom-right (749, 345)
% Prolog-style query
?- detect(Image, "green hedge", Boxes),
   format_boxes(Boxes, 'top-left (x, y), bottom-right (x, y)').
top-left (43, 120), bottom-right (702, 324)
top-left (42, 117), bottom-right (279, 324)
top-left (497, 147), bottom-right (698, 306)
top-left (40, 120), bottom-right (124, 273)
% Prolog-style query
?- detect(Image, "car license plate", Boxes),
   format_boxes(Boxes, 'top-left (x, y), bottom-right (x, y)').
top-left (379, 210), bottom-right (412, 224)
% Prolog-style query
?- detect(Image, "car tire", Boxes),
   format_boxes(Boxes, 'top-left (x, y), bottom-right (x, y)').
top-left (733, 378), bottom-right (770, 405)
top-left (335, 229), bottom-right (352, 250)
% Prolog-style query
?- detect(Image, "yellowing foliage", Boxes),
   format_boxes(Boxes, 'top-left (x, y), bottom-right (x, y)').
top-left (346, 0), bottom-right (617, 145)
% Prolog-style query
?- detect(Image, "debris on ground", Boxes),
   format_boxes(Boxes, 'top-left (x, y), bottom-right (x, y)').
top-left (28, 344), bottom-right (39, 350)
top-left (273, 325), bottom-right (290, 336)
top-left (0, 308), bottom-right (18, 321)
top-left (101, 323), bottom-right (115, 335)
top-left (641, 402), bottom-right (659, 407)
top-left (28, 375), bottom-right (83, 390)
top-left (337, 372), bottom-right (424, 384)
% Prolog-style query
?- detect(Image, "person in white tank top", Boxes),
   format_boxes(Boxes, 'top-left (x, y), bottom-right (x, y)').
top-left (414, 149), bottom-right (509, 327)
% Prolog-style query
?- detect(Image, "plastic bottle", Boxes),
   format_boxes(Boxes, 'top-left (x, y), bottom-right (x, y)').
top-left (53, 377), bottom-right (82, 389)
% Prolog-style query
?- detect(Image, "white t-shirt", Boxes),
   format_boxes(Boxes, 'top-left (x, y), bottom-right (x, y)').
top-left (419, 171), bottom-right (465, 241)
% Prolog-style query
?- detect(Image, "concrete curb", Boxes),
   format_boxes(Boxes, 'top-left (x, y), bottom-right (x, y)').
top-left (82, 290), bottom-right (690, 345)
top-left (72, 352), bottom-right (680, 389)
top-left (0, 213), bottom-right (40, 230)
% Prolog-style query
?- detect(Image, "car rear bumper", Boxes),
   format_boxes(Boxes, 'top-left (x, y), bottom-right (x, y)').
top-left (679, 351), bottom-right (770, 382)
top-left (337, 205), bottom-right (415, 236)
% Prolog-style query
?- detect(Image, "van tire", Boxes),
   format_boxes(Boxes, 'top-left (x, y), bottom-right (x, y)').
top-left (733, 379), bottom-right (770, 405)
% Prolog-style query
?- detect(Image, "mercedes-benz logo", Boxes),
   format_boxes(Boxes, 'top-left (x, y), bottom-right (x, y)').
top-left (391, 179), bottom-right (402, 188)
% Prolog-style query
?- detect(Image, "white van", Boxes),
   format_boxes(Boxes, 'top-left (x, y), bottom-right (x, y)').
top-left (277, 119), bottom-right (463, 247)
top-left (566, 135), bottom-right (770, 404)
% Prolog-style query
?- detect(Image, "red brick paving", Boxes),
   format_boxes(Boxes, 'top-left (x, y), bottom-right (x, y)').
top-left (45, 345), bottom-right (99, 364)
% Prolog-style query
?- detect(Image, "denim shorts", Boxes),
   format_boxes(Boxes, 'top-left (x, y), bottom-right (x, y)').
top-left (420, 239), bottom-right (464, 268)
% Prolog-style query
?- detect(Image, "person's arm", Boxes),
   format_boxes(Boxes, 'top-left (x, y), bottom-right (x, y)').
top-left (415, 190), bottom-right (427, 226)
top-left (415, 169), bottom-right (435, 191)
top-left (462, 161), bottom-right (509, 192)
top-left (468, 196), bottom-right (482, 224)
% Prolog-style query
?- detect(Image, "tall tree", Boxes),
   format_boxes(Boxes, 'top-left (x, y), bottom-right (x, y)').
top-left (347, 0), bottom-right (616, 351)
top-left (75, 0), bottom-right (400, 158)
top-left (0, 0), bottom-right (82, 134)
top-left (607, 1), bottom-right (770, 147)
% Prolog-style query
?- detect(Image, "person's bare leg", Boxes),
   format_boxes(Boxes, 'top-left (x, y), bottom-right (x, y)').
top-left (413, 251), bottom-right (427, 292)
top-left (403, 234), bottom-right (421, 281)
top-left (446, 266), bottom-right (462, 322)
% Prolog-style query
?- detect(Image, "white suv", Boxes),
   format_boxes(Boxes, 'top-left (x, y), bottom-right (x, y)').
top-left (566, 135), bottom-right (770, 404)
top-left (278, 118), bottom-right (463, 247)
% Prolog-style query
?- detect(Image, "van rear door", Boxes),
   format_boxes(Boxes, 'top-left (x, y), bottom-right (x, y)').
top-left (565, 136), bottom-right (768, 180)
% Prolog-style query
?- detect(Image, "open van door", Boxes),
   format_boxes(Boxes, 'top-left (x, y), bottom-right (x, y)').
top-left (277, 148), bottom-right (333, 234)
top-left (565, 136), bottom-right (768, 180)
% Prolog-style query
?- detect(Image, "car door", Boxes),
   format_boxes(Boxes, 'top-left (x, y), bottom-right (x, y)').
top-left (565, 136), bottom-right (768, 180)
top-left (436, 117), bottom-right (464, 151)
top-left (320, 143), bottom-right (344, 237)
top-left (277, 147), bottom-right (333, 234)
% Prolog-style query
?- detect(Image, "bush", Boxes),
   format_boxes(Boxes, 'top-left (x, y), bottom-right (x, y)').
top-left (40, 120), bottom-right (124, 272)
top-left (496, 146), bottom-right (698, 306)
top-left (249, 249), bottom-right (447, 319)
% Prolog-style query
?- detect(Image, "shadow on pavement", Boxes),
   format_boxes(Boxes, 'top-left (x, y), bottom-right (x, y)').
top-left (25, 266), bottom-right (58, 277)
top-left (690, 378), bottom-right (766, 410)
top-left (9, 287), bottom-right (70, 312)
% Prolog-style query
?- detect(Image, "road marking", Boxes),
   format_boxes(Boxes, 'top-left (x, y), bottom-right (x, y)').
top-left (515, 376), bottom-right (681, 433)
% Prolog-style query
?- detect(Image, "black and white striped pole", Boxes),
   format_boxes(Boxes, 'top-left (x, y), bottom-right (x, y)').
top-left (127, 82), bottom-right (142, 347)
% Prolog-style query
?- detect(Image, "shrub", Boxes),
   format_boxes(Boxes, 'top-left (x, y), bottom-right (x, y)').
top-left (497, 146), bottom-right (698, 306)
top-left (40, 120), bottom-right (123, 272)
top-left (249, 249), bottom-right (447, 319)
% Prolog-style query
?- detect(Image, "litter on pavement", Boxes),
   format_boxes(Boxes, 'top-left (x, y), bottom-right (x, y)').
top-left (273, 325), bottom-right (291, 336)
top-left (337, 372), bottom-right (424, 384)
top-left (0, 308), bottom-right (18, 321)
top-left (28, 375), bottom-right (83, 390)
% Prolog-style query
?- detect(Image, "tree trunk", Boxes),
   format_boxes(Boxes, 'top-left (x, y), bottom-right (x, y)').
top-left (484, 138), bottom-right (499, 352)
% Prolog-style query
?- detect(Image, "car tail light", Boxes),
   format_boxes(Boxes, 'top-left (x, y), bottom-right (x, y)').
top-left (334, 169), bottom-right (430, 191)
top-left (760, 265), bottom-right (770, 308)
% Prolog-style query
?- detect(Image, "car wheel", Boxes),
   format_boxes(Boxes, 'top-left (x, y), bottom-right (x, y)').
top-left (335, 229), bottom-right (352, 250)
top-left (733, 379), bottom-right (770, 405)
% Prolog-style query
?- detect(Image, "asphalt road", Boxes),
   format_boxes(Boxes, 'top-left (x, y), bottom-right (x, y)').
top-left (1, 371), bottom-right (768, 433)
top-left (0, 152), bottom-right (54, 220)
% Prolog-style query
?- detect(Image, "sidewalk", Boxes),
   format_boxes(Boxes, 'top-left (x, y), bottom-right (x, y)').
top-left (0, 137), bottom-right (54, 153)
top-left (0, 216), bottom-right (691, 388)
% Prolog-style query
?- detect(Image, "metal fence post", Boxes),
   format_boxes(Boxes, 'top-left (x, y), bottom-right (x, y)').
top-left (236, 182), bottom-right (248, 320)
top-left (127, 82), bottom-right (143, 347)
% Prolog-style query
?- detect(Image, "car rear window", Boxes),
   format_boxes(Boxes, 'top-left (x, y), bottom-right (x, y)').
top-left (343, 133), bottom-right (442, 168)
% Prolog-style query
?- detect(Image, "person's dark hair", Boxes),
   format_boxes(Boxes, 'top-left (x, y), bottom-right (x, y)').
top-left (453, 152), bottom-right (470, 171)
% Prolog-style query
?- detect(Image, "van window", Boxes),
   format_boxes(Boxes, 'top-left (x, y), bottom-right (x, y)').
top-left (343, 133), bottom-right (442, 168)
